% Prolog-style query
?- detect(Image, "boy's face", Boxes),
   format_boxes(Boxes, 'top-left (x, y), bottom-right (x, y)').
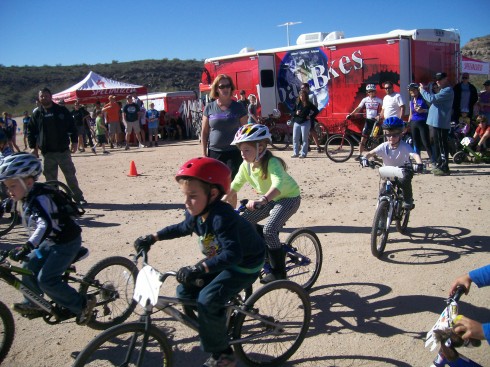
top-left (4, 178), bottom-right (29, 201)
top-left (179, 179), bottom-right (214, 217)
top-left (384, 132), bottom-right (401, 148)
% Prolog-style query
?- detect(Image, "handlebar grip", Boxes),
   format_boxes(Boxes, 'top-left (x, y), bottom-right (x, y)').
top-left (451, 285), bottom-right (467, 302)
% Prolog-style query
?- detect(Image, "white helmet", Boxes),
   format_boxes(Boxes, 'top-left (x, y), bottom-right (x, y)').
top-left (366, 84), bottom-right (377, 91)
top-left (231, 124), bottom-right (272, 145)
top-left (272, 108), bottom-right (281, 118)
top-left (460, 137), bottom-right (474, 147)
top-left (0, 153), bottom-right (42, 181)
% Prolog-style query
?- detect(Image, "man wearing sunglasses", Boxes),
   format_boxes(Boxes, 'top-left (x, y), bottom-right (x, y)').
top-left (453, 72), bottom-right (478, 121)
top-left (380, 81), bottom-right (405, 121)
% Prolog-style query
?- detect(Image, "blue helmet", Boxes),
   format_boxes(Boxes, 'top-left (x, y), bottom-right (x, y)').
top-left (382, 116), bottom-right (405, 131)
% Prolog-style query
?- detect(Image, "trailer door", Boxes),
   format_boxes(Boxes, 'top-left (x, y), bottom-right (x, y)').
top-left (258, 55), bottom-right (277, 117)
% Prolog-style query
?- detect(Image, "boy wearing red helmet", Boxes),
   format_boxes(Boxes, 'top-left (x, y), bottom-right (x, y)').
top-left (134, 157), bottom-right (265, 367)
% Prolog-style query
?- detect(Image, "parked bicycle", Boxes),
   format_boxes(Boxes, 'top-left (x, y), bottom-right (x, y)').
top-left (259, 115), bottom-right (292, 150)
top-left (73, 249), bottom-right (312, 367)
top-left (453, 137), bottom-right (490, 164)
top-left (0, 300), bottom-right (14, 364)
top-left (366, 163), bottom-right (416, 258)
top-left (426, 286), bottom-right (483, 367)
top-left (325, 119), bottom-right (383, 162)
top-left (0, 248), bottom-right (138, 330)
top-left (237, 199), bottom-right (322, 291)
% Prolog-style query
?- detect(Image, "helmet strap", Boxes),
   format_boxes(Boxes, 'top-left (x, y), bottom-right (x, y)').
top-left (254, 143), bottom-right (267, 162)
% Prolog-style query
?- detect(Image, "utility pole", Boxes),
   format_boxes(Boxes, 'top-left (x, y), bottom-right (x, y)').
top-left (277, 21), bottom-right (302, 47)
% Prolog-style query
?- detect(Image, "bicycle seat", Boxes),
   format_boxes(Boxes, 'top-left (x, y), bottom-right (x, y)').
top-left (72, 246), bottom-right (89, 264)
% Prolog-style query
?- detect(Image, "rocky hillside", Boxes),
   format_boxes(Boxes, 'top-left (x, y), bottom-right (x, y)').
top-left (462, 34), bottom-right (490, 61)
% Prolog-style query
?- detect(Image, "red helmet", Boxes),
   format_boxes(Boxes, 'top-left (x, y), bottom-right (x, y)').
top-left (175, 157), bottom-right (231, 194)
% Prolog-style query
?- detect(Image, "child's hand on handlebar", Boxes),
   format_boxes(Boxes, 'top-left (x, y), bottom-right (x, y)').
top-left (134, 234), bottom-right (157, 253)
top-left (453, 315), bottom-right (485, 341)
top-left (449, 273), bottom-right (472, 297)
top-left (246, 199), bottom-right (265, 211)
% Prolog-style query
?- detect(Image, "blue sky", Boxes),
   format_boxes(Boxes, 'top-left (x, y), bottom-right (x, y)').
top-left (1, 0), bottom-right (489, 67)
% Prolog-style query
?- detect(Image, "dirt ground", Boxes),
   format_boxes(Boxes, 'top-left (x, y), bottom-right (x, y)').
top-left (1, 138), bottom-right (489, 367)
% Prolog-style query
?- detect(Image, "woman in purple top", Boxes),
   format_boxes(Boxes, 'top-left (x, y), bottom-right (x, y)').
top-left (408, 83), bottom-right (432, 163)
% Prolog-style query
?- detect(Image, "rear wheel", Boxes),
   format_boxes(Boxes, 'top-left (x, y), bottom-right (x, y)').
top-left (269, 126), bottom-right (290, 150)
top-left (283, 228), bottom-right (322, 291)
top-left (79, 256), bottom-right (138, 330)
top-left (370, 200), bottom-right (390, 258)
top-left (325, 134), bottom-right (353, 162)
top-left (395, 206), bottom-right (411, 234)
top-left (452, 151), bottom-right (467, 164)
top-left (0, 207), bottom-right (18, 237)
top-left (0, 301), bottom-right (15, 364)
top-left (233, 280), bottom-right (311, 366)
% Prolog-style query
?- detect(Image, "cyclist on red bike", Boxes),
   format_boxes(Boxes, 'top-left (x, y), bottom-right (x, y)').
top-left (346, 84), bottom-right (383, 159)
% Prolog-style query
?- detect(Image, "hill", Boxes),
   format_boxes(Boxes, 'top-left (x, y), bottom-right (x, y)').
top-left (0, 58), bottom-right (203, 115)
top-left (461, 34), bottom-right (490, 88)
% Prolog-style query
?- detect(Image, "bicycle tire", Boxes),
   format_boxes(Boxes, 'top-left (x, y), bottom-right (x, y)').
top-left (452, 151), bottom-right (466, 164)
top-left (0, 209), bottom-right (18, 237)
top-left (233, 280), bottom-right (311, 367)
top-left (325, 134), bottom-right (354, 162)
top-left (365, 135), bottom-right (384, 151)
top-left (269, 126), bottom-right (290, 150)
top-left (395, 207), bottom-right (410, 235)
top-left (283, 228), bottom-right (322, 291)
top-left (73, 321), bottom-right (173, 367)
top-left (79, 256), bottom-right (138, 330)
top-left (371, 200), bottom-right (390, 258)
top-left (0, 300), bottom-right (15, 364)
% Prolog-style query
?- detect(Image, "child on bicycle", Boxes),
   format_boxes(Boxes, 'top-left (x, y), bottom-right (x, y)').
top-left (360, 117), bottom-right (424, 209)
top-left (0, 152), bottom-right (95, 324)
top-left (471, 114), bottom-right (489, 152)
top-left (133, 157), bottom-right (265, 367)
top-left (222, 124), bottom-right (301, 283)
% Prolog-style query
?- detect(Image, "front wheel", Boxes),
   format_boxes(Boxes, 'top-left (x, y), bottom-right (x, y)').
top-left (73, 322), bottom-right (173, 367)
top-left (283, 228), bottom-right (322, 291)
top-left (325, 134), bottom-right (354, 162)
top-left (0, 301), bottom-right (15, 364)
top-left (371, 200), bottom-right (390, 258)
top-left (0, 208), bottom-right (18, 237)
top-left (269, 126), bottom-right (290, 150)
top-left (233, 280), bottom-right (311, 366)
top-left (79, 256), bottom-right (138, 330)
top-left (452, 151), bottom-right (467, 164)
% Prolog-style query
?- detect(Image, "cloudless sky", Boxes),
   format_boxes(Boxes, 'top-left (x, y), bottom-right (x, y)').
top-left (1, 0), bottom-right (489, 67)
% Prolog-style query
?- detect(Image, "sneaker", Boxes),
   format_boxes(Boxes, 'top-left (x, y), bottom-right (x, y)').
top-left (291, 154), bottom-right (299, 158)
top-left (402, 199), bottom-right (414, 210)
top-left (299, 155), bottom-right (306, 159)
top-left (138, 144), bottom-right (145, 148)
top-left (13, 302), bottom-right (43, 315)
top-left (432, 168), bottom-right (445, 176)
top-left (91, 146), bottom-right (97, 154)
top-left (103, 150), bottom-right (110, 154)
top-left (355, 155), bottom-right (362, 161)
top-left (77, 295), bottom-right (96, 326)
top-left (317, 146), bottom-right (322, 153)
top-left (203, 353), bottom-right (236, 367)
top-left (125, 145), bottom-right (130, 150)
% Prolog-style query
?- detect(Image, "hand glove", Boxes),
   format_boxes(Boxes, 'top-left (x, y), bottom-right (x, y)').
top-left (360, 157), bottom-right (369, 168)
top-left (176, 264), bottom-right (205, 286)
top-left (134, 234), bottom-right (156, 254)
top-left (415, 163), bottom-right (424, 173)
top-left (9, 242), bottom-right (34, 262)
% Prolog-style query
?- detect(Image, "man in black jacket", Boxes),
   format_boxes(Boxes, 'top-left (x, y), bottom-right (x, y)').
top-left (28, 87), bottom-right (87, 205)
top-left (453, 72), bottom-right (479, 120)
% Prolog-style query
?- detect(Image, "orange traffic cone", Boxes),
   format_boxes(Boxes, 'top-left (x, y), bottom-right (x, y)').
top-left (127, 160), bottom-right (139, 177)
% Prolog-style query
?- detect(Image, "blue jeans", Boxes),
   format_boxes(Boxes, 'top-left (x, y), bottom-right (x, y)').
top-left (22, 236), bottom-right (86, 315)
top-left (292, 122), bottom-right (311, 156)
top-left (176, 268), bottom-right (259, 353)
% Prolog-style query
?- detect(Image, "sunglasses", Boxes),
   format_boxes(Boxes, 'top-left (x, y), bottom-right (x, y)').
top-left (384, 133), bottom-right (401, 138)
top-left (384, 87), bottom-right (392, 90)
top-left (218, 84), bottom-right (231, 90)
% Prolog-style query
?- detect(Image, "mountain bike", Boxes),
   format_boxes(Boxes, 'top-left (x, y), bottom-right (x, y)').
top-left (366, 164), bottom-right (415, 258)
top-left (236, 199), bottom-right (322, 291)
top-left (426, 286), bottom-right (483, 367)
top-left (325, 119), bottom-right (383, 162)
top-left (0, 300), bottom-right (15, 364)
top-left (0, 248), bottom-right (138, 330)
top-left (73, 249), bottom-right (312, 367)
top-left (452, 137), bottom-right (490, 164)
top-left (260, 115), bottom-right (292, 150)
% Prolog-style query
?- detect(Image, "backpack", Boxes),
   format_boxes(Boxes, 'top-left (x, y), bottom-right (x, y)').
top-left (29, 181), bottom-right (85, 219)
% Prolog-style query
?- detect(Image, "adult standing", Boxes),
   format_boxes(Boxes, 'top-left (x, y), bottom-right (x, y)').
top-left (201, 74), bottom-right (247, 179)
top-left (22, 110), bottom-right (31, 150)
top-left (477, 80), bottom-right (490, 123)
top-left (300, 83), bottom-right (322, 152)
top-left (407, 83), bottom-right (433, 163)
top-left (380, 81), bottom-right (405, 120)
top-left (247, 94), bottom-right (259, 124)
top-left (122, 95), bottom-right (144, 150)
top-left (453, 72), bottom-right (478, 120)
top-left (291, 90), bottom-right (319, 159)
top-left (27, 87), bottom-right (87, 205)
top-left (101, 95), bottom-right (122, 148)
top-left (237, 90), bottom-right (250, 110)
top-left (419, 72), bottom-right (454, 176)
top-left (72, 101), bottom-right (94, 154)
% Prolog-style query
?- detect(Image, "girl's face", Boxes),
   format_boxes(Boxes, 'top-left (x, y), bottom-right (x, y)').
top-left (179, 179), bottom-right (213, 217)
top-left (238, 142), bottom-right (262, 163)
top-left (4, 178), bottom-right (29, 201)
top-left (409, 89), bottom-right (418, 97)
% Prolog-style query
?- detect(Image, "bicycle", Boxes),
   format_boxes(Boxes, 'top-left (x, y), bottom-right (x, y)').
top-left (325, 119), bottom-right (383, 162)
top-left (236, 199), bottom-right (322, 291)
top-left (367, 163), bottom-right (416, 258)
top-left (0, 300), bottom-right (15, 364)
top-left (259, 115), bottom-right (292, 151)
top-left (452, 137), bottom-right (490, 165)
top-left (73, 249), bottom-right (312, 367)
top-left (426, 286), bottom-right (483, 367)
top-left (0, 248), bottom-right (138, 330)
top-left (0, 196), bottom-right (18, 237)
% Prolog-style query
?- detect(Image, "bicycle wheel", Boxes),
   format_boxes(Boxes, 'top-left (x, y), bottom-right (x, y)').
top-left (283, 228), bottom-right (322, 291)
top-left (325, 134), bottom-right (353, 162)
top-left (0, 209), bottom-right (18, 237)
top-left (73, 322), bottom-right (173, 367)
top-left (269, 126), bottom-right (290, 150)
top-left (79, 256), bottom-right (138, 330)
top-left (233, 280), bottom-right (311, 367)
top-left (395, 207), bottom-right (411, 235)
top-left (0, 301), bottom-right (15, 364)
top-left (365, 135), bottom-right (384, 151)
top-left (371, 200), bottom-right (390, 258)
top-left (452, 151), bottom-right (466, 164)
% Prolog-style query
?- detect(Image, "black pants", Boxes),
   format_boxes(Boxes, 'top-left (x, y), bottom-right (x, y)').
top-left (208, 149), bottom-right (242, 180)
top-left (410, 120), bottom-right (432, 162)
top-left (429, 126), bottom-right (449, 171)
